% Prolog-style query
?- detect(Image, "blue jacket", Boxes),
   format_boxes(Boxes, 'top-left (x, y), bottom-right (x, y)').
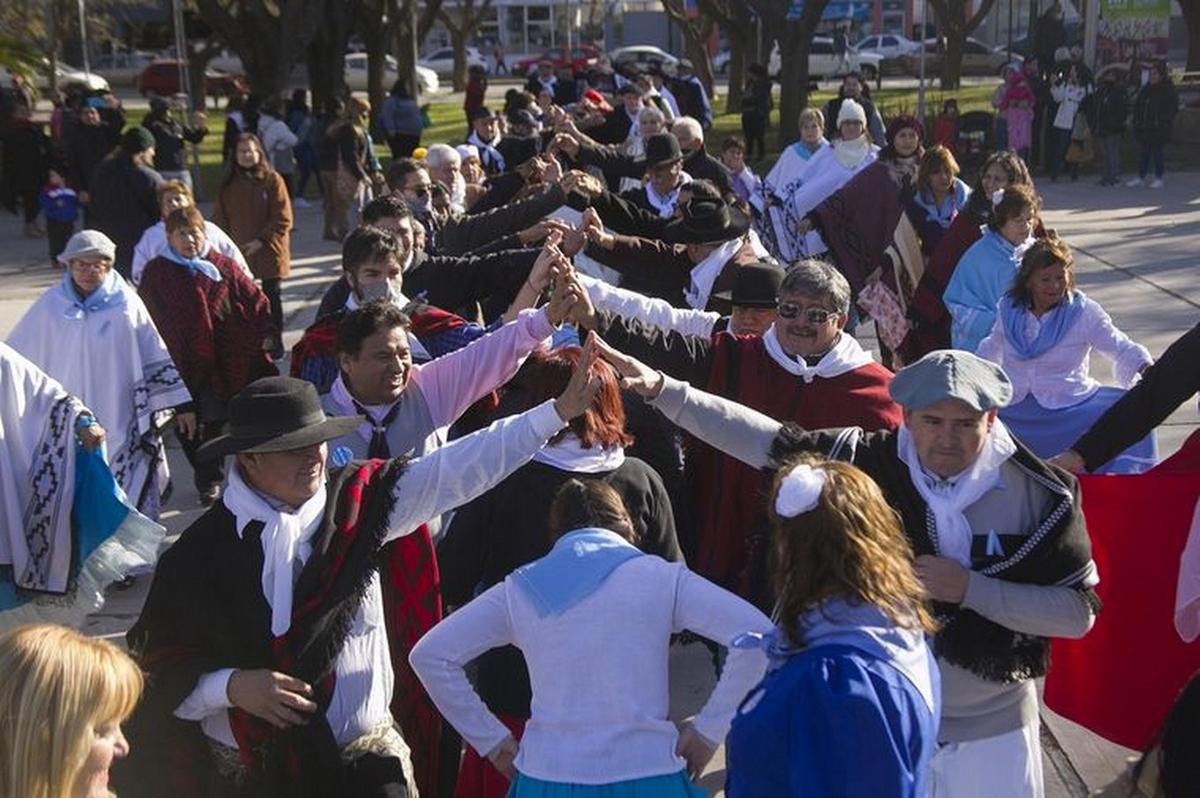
top-left (726, 602), bottom-right (939, 798)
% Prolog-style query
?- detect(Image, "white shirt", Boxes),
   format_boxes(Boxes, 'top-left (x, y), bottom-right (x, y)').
top-left (174, 400), bottom-right (568, 748)
top-left (977, 295), bottom-right (1150, 410)
top-left (577, 273), bottom-right (720, 340)
top-left (130, 220), bottom-right (253, 285)
top-left (409, 557), bottom-right (771, 784)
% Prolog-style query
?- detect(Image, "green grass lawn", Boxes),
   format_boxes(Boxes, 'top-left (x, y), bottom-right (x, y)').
top-left (187, 83), bottom-right (997, 199)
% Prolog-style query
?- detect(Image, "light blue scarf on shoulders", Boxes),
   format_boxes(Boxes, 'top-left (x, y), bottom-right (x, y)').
top-left (60, 269), bottom-right (127, 320)
top-left (512, 527), bottom-right (644, 617)
top-left (912, 177), bottom-right (971, 229)
top-left (162, 246), bottom-right (223, 282)
top-left (1000, 289), bottom-right (1087, 360)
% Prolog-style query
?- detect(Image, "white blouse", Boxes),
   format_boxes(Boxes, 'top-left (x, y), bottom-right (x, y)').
top-left (977, 295), bottom-right (1151, 410)
top-left (410, 557), bottom-right (771, 785)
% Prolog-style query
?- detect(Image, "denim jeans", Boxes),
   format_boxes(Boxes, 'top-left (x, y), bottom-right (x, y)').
top-left (1138, 142), bottom-right (1164, 179)
top-left (1099, 134), bottom-right (1121, 180)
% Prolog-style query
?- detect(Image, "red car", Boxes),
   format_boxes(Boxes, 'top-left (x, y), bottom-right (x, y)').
top-left (514, 44), bottom-right (602, 77)
top-left (136, 59), bottom-right (248, 99)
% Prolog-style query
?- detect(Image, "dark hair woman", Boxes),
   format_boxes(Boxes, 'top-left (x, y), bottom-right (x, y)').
top-left (434, 345), bottom-right (688, 797)
top-left (725, 455), bottom-right (939, 796)
top-left (414, 473), bottom-right (770, 797)
top-left (976, 236), bottom-right (1155, 473)
top-left (212, 132), bottom-right (293, 359)
top-left (905, 144), bottom-right (970, 259)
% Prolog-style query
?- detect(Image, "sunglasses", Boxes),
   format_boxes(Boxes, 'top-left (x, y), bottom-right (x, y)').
top-left (409, 185), bottom-right (432, 198)
top-left (777, 303), bottom-right (838, 324)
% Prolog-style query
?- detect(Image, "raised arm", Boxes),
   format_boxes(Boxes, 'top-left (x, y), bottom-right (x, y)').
top-left (576, 273), bottom-right (720, 340)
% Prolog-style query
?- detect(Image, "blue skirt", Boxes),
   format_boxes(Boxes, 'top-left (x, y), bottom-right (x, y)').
top-left (507, 770), bottom-right (706, 798)
top-left (1000, 389), bottom-right (1158, 474)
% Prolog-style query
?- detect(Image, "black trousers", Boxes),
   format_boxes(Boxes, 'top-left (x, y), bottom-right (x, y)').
top-left (46, 218), bottom-right (74, 263)
top-left (741, 113), bottom-right (768, 160)
top-left (176, 416), bottom-right (225, 492)
top-left (261, 277), bottom-right (284, 346)
top-left (388, 133), bottom-right (421, 160)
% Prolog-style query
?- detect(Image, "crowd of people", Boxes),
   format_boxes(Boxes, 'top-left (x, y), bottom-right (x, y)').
top-left (0, 47), bottom-right (1197, 798)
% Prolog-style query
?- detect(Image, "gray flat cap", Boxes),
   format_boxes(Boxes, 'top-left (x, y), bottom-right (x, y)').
top-left (58, 229), bottom-right (117, 266)
top-left (889, 350), bottom-right (1013, 412)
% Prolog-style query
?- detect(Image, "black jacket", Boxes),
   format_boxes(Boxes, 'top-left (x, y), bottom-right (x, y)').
top-left (64, 114), bottom-right (123, 191)
top-left (1092, 83), bottom-right (1128, 136)
top-left (1131, 81), bottom-right (1178, 145)
top-left (1074, 322), bottom-right (1199, 471)
top-left (143, 110), bottom-right (207, 172)
top-left (682, 146), bottom-right (734, 196)
top-left (438, 457), bottom-right (681, 717)
top-left (87, 154), bottom-right (162, 276)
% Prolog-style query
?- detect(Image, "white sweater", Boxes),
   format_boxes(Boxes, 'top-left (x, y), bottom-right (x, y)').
top-left (977, 295), bottom-right (1150, 410)
top-left (410, 556), bottom-right (771, 785)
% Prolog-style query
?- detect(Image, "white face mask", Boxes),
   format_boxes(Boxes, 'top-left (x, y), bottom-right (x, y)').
top-left (356, 277), bottom-right (403, 305)
top-left (406, 195), bottom-right (433, 216)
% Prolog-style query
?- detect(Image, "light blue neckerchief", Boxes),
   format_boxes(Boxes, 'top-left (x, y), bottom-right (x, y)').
top-left (912, 178), bottom-right (971, 229)
top-left (1000, 289), bottom-right (1087, 360)
top-left (792, 139), bottom-right (825, 161)
top-left (60, 268), bottom-right (127, 320)
top-left (512, 527), bottom-right (643, 617)
top-left (162, 246), bottom-right (223, 282)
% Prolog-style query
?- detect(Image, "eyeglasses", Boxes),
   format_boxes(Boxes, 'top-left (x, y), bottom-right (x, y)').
top-left (777, 303), bottom-right (838, 324)
top-left (70, 260), bottom-right (112, 274)
top-left (408, 185), bottom-right (431, 198)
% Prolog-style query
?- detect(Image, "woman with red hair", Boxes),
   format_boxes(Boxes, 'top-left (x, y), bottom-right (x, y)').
top-left (436, 344), bottom-right (684, 797)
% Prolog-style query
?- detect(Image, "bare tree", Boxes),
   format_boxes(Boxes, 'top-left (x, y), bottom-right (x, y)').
top-left (392, 0), bottom-right (445, 97)
top-left (1182, 0), bottom-right (1200, 71)
top-left (697, 0), bottom-right (756, 113)
top-left (194, 0), bottom-right (327, 97)
top-left (927, 0), bottom-right (1001, 88)
top-left (660, 0), bottom-right (716, 97)
top-left (305, 0), bottom-right (361, 113)
top-left (438, 0), bottom-right (494, 92)
top-left (748, 0), bottom-right (831, 147)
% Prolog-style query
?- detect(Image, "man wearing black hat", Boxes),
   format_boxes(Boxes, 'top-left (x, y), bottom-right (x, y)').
top-left (87, 126), bottom-right (163, 278)
top-left (571, 259), bottom-right (900, 590)
top-left (581, 195), bottom-right (762, 310)
top-left (466, 107), bottom-right (506, 176)
top-left (605, 345), bottom-right (1097, 798)
top-left (496, 109), bottom-right (542, 169)
top-left (588, 82), bottom-right (645, 145)
top-left (118, 362), bottom-right (600, 797)
top-left (615, 131), bottom-right (692, 217)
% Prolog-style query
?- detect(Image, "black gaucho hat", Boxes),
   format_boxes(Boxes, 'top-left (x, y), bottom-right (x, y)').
top-left (663, 198), bottom-right (751, 245)
top-left (197, 377), bottom-right (361, 462)
top-left (712, 261), bottom-right (785, 308)
top-left (639, 132), bottom-right (683, 170)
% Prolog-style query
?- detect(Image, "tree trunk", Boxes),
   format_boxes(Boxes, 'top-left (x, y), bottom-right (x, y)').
top-left (306, 31), bottom-right (346, 113)
top-left (186, 41), bottom-right (219, 110)
top-left (941, 28), bottom-right (965, 89)
top-left (683, 23), bottom-right (716, 98)
top-left (777, 28), bottom-right (814, 148)
top-left (724, 34), bottom-right (748, 114)
top-left (1184, 0), bottom-right (1200, 71)
top-left (450, 28), bottom-right (468, 91)
top-left (366, 37), bottom-right (388, 119)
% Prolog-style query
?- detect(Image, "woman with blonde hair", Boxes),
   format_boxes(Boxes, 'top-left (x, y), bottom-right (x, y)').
top-left (724, 455), bottom-right (940, 797)
top-left (0, 624), bottom-right (143, 798)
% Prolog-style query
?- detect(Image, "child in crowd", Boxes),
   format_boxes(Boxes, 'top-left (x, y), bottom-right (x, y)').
top-left (933, 99), bottom-right (959, 153)
top-left (38, 166), bottom-right (78, 269)
top-left (721, 135), bottom-right (762, 205)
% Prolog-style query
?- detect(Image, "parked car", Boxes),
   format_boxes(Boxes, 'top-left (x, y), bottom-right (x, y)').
top-left (418, 46), bottom-right (490, 76)
top-left (137, 59), bottom-right (248, 99)
top-left (33, 61), bottom-right (110, 94)
top-left (514, 44), bottom-right (603, 77)
top-left (899, 38), bottom-right (1022, 77)
top-left (713, 49), bottom-right (731, 74)
top-left (344, 53), bottom-right (439, 95)
top-left (854, 33), bottom-right (921, 59)
top-left (608, 45), bottom-right (680, 73)
top-left (767, 38), bottom-right (884, 83)
top-left (91, 51), bottom-right (156, 86)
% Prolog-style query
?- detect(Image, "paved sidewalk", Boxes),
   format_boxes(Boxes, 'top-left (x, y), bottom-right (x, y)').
top-left (0, 171), bottom-right (1195, 796)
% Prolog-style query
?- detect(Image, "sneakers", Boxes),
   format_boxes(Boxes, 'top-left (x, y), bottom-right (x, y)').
top-left (1125, 177), bottom-right (1144, 187)
top-left (1149, 178), bottom-right (1164, 188)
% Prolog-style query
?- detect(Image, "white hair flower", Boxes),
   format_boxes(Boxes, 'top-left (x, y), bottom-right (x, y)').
top-left (774, 464), bottom-right (828, 518)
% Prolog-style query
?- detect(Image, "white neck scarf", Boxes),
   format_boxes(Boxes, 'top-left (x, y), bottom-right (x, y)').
top-left (684, 235), bottom-right (744, 310)
top-left (833, 136), bottom-right (871, 169)
top-left (896, 420), bottom-right (1017, 568)
top-left (531, 433), bottom-right (626, 473)
top-left (223, 465), bottom-right (327, 636)
top-left (761, 327), bottom-right (874, 383)
top-left (644, 172), bottom-right (692, 218)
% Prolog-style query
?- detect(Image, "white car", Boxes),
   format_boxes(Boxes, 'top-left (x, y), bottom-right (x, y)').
top-left (854, 33), bottom-right (921, 59)
top-left (608, 46), bottom-right (680, 72)
top-left (34, 61), bottom-right (110, 93)
top-left (344, 53), bottom-right (439, 94)
top-left (419, 47), bottom-right (489, 76)
top-left (768, 38), bottom-right (884, 82)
